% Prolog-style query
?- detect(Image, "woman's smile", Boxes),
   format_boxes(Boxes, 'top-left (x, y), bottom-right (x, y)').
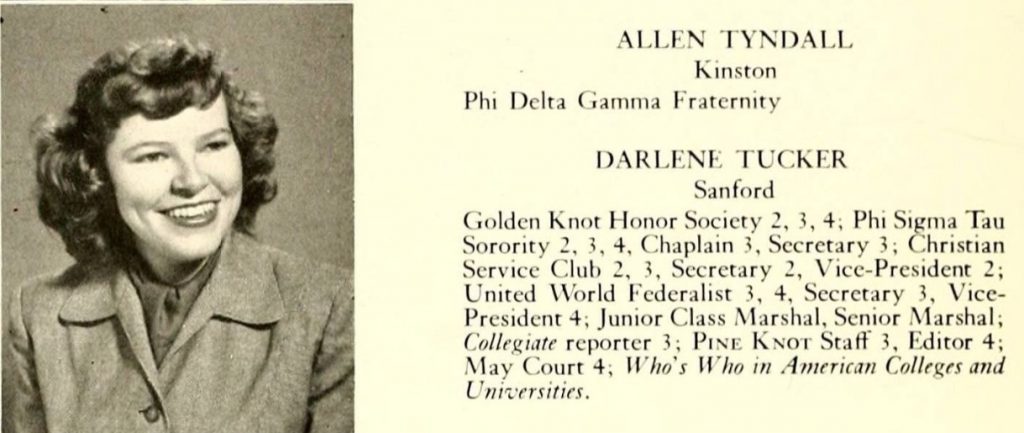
top-left (161, 201), bottom-right (220, 226)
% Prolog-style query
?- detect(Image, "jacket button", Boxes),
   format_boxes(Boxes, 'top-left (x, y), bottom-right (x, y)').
top-left (141, 405), bottom-right (161, 423)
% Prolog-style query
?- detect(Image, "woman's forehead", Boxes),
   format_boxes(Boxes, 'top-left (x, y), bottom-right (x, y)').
top-left (110, 95), bottom-right (229, 149)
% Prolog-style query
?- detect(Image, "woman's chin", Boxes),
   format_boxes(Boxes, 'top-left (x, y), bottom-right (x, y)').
top-left (135, 231), bottom-right (227, 269)
top-left (165, 238), bottom-right (225, 261)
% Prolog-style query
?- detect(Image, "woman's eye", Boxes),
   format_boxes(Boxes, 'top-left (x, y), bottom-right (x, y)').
top-left (134, 152), bottom-right (167, 163)
top-left (203, 140), bottom-right (231, 151)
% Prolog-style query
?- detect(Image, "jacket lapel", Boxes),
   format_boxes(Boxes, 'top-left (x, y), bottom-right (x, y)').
top-left (57, 273), bottom-right (117, 323)
top-left (58, 269), bottom-right (166, 409)
top-left (162, 233), bottom-right (285, 363)
top-left (57, 233), bottom-right (285, 397)
top-left (112, 273), bottom-right (165, 398)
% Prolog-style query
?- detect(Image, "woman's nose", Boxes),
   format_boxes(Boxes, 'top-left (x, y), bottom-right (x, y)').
top-left (170, 157), bottom-right (209, 196)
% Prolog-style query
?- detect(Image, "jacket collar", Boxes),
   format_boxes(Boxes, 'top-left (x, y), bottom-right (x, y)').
top-left (58, 232), bottom-right (284, 326)
top-left (56, 272), bottom-right (120, 323)
top-left (197, 232), bottom-right (285, 325)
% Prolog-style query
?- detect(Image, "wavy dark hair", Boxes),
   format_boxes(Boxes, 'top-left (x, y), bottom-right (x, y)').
top-left (34, 37), bottom-right (278, 268)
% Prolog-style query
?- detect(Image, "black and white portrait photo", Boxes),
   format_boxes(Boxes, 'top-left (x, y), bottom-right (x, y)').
top-left (1, 5), bottom-right (354, 432)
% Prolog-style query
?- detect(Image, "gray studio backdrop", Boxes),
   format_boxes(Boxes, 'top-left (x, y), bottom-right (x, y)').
top-left (0, 5), bottom-right (354, 296)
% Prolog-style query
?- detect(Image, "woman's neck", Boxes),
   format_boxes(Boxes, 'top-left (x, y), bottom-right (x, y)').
top-left (134, 246), bottom-right (211, 286)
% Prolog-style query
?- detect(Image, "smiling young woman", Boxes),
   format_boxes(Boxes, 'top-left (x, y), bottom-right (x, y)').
top-left (105, 95), bottom-right (243, 283)
top-left (6, 37), bottom-right (353, 433)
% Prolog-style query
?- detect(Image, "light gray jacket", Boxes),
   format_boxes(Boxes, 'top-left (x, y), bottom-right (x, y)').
top-left (4, 233), bottom-right (353, 432)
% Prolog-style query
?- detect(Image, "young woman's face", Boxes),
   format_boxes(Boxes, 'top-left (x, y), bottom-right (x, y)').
top-left (105, 95), bottom-right (242, 277)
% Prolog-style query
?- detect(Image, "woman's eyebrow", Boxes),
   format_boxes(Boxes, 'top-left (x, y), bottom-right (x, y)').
top-left (123, 140), bottom-right (171, 154)
top-left (121, 127), bottom-right (232, 154)
top-left (197, 127), bottom-right (232, 141)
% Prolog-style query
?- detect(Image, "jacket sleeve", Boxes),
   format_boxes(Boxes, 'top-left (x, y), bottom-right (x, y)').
top-left (4, 282), bottom-right (48, 433)
top-left (307, 272), bottom-right (354, 433)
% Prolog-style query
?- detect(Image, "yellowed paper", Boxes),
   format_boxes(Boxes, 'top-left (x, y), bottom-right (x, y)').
top-left (357, 1), bottom-right (1023, 432)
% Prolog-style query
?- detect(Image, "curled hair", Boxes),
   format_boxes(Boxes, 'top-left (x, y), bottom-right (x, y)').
top-left (35, 37), bottom-right (278, 267)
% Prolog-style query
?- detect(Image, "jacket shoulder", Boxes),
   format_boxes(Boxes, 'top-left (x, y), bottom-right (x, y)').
top-left (238, 236), bottom-right (353, 308)
top-left (9, 264), bottom-right (111, 327)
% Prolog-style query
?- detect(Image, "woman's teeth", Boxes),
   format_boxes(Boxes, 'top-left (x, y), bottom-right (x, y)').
top-left (166, 202), bottom-right (216, 219)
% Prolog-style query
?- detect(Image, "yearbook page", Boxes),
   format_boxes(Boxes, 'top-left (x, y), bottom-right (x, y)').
top-left (357, 1), bottom-right (1022, 432)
